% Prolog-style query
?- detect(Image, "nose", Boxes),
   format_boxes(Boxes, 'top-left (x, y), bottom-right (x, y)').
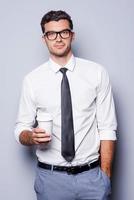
top-left (56, 33), bottom-right (62, 41)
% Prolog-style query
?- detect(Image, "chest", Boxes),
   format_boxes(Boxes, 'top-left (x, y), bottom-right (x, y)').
top-left (34, 73), bottom-right (97, 114)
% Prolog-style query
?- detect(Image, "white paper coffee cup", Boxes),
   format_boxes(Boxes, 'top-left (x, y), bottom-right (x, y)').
top-left (37, 113), bottom-right (53, 135)
top-left (36, 113), bottom-right (53, 150)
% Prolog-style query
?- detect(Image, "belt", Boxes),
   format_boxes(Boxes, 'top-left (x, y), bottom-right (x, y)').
top-left (38, 160), bottom-right (100, 175)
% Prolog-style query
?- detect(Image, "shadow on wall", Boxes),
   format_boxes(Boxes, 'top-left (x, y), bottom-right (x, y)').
top-left (110, 91), bottom-right (123, 200)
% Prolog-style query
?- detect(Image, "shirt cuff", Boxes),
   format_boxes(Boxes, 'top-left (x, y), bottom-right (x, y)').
top-left (99, 130), bottom-right (117, 140)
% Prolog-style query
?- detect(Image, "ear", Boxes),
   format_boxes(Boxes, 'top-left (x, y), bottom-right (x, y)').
top-left (42, 35), bottom-right (46, 44)
top-left (72, 32), bottom-right (75, 41)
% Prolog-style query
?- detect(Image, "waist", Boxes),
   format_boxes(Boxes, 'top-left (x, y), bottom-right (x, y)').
top-left (38, 160), bottom-right (100, 175)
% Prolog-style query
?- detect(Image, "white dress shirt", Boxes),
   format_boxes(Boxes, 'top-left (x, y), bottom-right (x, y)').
top-left (15, 55), bottom-right (117, 166)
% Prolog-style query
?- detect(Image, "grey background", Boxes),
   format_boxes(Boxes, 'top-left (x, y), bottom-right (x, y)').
top-left (0, 0), bottom-right (133, 199)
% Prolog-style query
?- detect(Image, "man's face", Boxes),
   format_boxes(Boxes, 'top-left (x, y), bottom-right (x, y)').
top-left (42, 19), bottom-right (74, 57)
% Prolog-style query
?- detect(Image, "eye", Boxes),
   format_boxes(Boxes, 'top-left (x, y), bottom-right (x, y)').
top-left (62, 30), bottom-right (69, 34)
top-left (47, 32), bottom-right (56, 36)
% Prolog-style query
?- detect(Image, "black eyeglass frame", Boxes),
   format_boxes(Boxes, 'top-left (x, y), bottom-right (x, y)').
top-left (43, 29), bottom-right (73, 41)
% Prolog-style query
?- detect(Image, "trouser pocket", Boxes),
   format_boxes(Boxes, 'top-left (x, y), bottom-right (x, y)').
top-left (100, 168), bottom-right (111, 196)
top-left (34, 169), bottom-right (43, 194)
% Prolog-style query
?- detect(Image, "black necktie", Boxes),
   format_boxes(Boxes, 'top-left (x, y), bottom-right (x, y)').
top-left (60, 68), bottom-right (75, 162)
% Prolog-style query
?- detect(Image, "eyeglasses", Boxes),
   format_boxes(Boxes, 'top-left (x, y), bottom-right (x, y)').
top-left (44, 29), bottom-right (72, 41)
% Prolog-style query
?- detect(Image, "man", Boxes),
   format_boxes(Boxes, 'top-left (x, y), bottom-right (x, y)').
top-left (15, 10), bottom-right (117, 200)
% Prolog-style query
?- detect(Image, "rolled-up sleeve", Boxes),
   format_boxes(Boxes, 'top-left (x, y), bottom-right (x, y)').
top-left (14, 76), bottom-right (36, 143)
top-left (96, 66), bottom-right (117, 140)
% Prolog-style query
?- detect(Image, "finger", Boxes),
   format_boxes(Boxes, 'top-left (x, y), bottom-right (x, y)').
top-left (33, 132), bottom-right (51, 138)
top-left (35, 137), bottom-right (51, 143)
top-left (33, 128), bottom-right (46, 133)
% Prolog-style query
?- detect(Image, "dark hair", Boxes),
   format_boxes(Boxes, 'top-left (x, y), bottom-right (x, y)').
top-left (40, 10), bottom-right (73, 33)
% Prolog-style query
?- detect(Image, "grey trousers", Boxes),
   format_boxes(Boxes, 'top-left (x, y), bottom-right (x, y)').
top-left (34, 166), bottom-right (111, 200)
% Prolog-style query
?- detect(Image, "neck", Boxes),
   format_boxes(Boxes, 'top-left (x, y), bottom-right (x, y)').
top-left (50, 51), bottom-right (73, 66)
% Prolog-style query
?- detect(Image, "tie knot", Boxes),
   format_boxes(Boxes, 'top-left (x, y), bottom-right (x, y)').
top-left (60, 68), bottom-right (68, 74)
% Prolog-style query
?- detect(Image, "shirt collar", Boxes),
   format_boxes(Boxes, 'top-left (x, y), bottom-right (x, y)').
top-left (48, 54), bottom-right (76, 73)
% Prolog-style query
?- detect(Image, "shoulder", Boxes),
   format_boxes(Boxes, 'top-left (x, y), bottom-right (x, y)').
top-left (75, 56), bottom-right (107, 73)
top-left (74, 57), bottom-right (110, 86)
top-left (24, 60), bottom-right (49, 81)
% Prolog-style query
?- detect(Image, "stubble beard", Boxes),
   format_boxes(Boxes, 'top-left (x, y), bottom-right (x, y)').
top-left (50, 44), bottom-right (72, 58)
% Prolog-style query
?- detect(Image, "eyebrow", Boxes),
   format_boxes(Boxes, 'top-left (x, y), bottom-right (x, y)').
top-left (45, 29), bottom-right (71, 33)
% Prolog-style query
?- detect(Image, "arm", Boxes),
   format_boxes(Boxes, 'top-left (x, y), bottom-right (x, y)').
top-left (100, 140), bottom-right (116, 178)
top-left (15, 77), bottom-right (51, 146)
top-left (14, 76), bottom-right (36, 144)
top-left (15, 77), bottom-right (50, 145)
top-left (96, 66), bottom-right (117, 178)
top-left (19, 130), bottom-right (33, 146)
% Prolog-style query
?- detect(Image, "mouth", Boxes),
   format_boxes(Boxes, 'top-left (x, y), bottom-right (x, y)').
top-left (54, 44), bottom-right (65, 49)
